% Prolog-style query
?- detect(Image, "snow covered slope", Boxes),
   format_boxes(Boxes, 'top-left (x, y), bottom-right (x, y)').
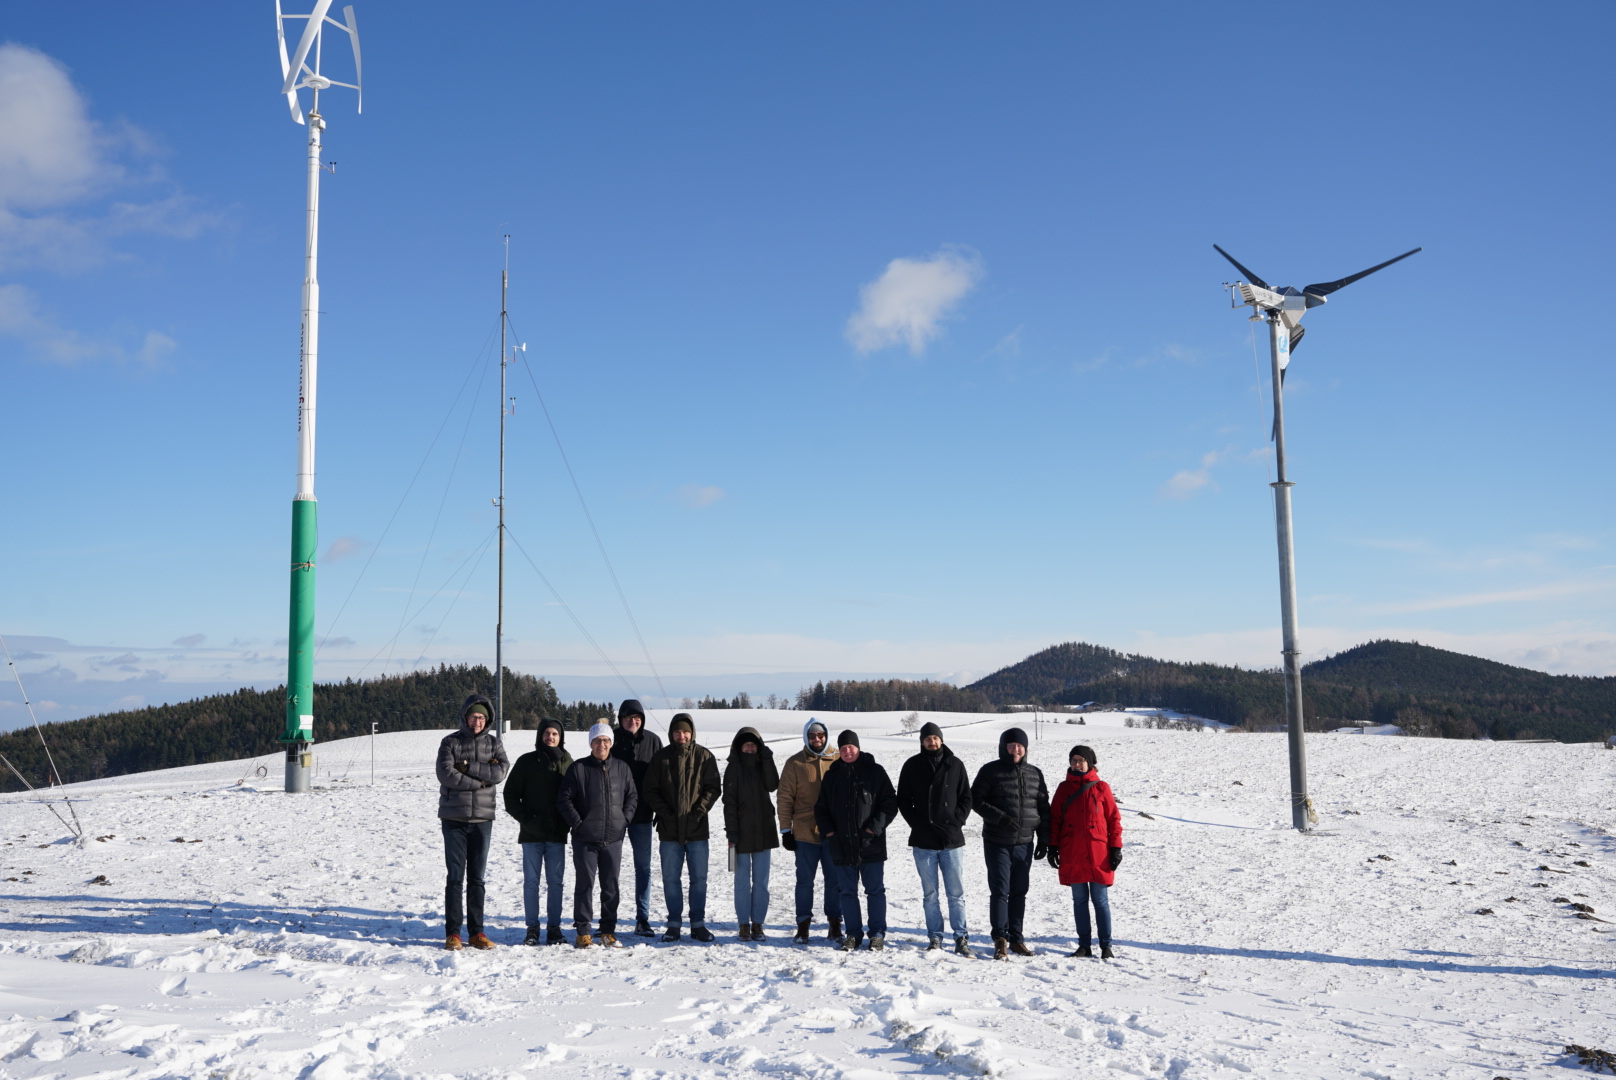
top-left (0, 716), bottom-right (1611, 1079)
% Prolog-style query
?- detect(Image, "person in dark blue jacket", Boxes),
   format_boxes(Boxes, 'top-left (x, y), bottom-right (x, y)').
top-left (557, 722), bottom-right (638, 948)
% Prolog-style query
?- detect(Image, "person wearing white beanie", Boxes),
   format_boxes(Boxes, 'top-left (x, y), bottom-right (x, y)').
top-left (588, 722), bottom-right (614, 744)
top-left (556, 718), bottom-right (637, 948)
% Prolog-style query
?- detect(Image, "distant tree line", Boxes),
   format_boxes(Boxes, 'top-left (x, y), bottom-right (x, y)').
top-left (965, 640), bottom-right (1616, 744)
top-left (795, 679), bottom-right (995, 713)
top-left (0, 664), bottom-right (616, 791)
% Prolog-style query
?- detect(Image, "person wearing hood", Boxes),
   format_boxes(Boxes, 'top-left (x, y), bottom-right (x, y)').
top-left (557, 721), bottom-right (638, 948)
top-left (611, 698), bottom-right (663, 937)
top-left (970, 727), bottom-right (1050, 960)
top-left (641, 713), bottom-right (722, 942)
top-left (722, 726), bottom-right (780, 940)
top-left (436, 693), bottom-right (510, 951)
top-left (1049, 745), bottom-right (1123, 959)
top-left (897, 721), bottom-right (973, 955)
top-left (813, 730), bottom-right (899, 952)
top-left (778, 718), bottom-right (843, 944)
top-left (503, 718), bottom-right (573, 945)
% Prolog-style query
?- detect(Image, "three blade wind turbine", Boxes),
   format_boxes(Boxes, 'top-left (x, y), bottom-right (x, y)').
top-left (275, 0), bottom-right (361, 794)
top-left (1215, 243), bottom-right (1420, 832)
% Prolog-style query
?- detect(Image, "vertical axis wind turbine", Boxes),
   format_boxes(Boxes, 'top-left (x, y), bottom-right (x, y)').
top-left (1214, 242), bottom-right (1419, 832)
top-left (276, 0), bottom-right (361, 793)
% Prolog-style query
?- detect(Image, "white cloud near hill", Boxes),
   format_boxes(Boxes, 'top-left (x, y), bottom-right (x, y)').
top-left (846, 246), bottom-right (983, 356)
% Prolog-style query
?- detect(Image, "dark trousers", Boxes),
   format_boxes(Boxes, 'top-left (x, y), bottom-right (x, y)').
top-left (829, 861), bottom-right (886, 940)
top-left (794, 840), bottom-right (842, 922)
top-left (984, 841), bottom-right (1033, 942)
top-left (442, 819), bottom-right (493, 937)
top-left (572, 840), bottom-right (624, 933)
top-left (627, 822), bottom-right (655, 923)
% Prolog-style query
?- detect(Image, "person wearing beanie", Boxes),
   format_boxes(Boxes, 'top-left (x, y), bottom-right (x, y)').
top-left (970, 727), bottom-right (1051, 959)
top-left (897, 721), bottom-right (973, 955)
top-left (611, 699), bottom-right (664, 936)
top-left (503, 718), bottom-right (573, 945)
top-left (641, 713), bottom-right (722, 942)
top-left (436, 693), bottom-right (510, 951)
top-left (1050, 745), bottom-right (1122, 959)
top-left (777, 718), bottom-right (844, 944)
top-left (813, 730), bottom-right (899, 952)
top-left (556, 719), bottom-right (638, 948)
top-left (722, 727), bottom-right (780, 940)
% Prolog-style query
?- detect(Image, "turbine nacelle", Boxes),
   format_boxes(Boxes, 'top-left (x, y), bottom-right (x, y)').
top-left (1217, 243), bottom-right (1420, 356)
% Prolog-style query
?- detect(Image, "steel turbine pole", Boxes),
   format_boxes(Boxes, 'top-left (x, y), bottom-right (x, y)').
top-left (496, 242), bottom-right (508, 736)
top-left (284, 100), bottom-right (325, 793)
top-left (1265, 311), bottom-right (1311, 832)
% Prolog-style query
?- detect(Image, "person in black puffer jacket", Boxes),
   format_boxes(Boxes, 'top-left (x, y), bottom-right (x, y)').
top-left (502, 718), bottom-right (573, 945)
top-left (611, 699), bottom-right (663, 936)
top-left (722, 726), bottom-right (779, 940)
top-left (557, 721), bottom-right (638, 948)
top-left (897, 722), bottom-right (973, 953)
top-left (970, 727), bottom-right (1050, 958)
top-left (436, 693), bottom-right (510, 951)
top-left (813, 731), bottom-right (898, 951)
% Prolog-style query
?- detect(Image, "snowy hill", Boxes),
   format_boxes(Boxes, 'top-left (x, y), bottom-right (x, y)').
top-left (0, 715), bottom-right (1611, 1078)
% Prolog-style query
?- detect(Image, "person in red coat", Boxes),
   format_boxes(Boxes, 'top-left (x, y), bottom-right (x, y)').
top-left (1048, 745), bottom-right (1122, 958)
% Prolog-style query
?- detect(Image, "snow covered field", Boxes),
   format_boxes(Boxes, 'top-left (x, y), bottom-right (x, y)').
top-left (0, 709), bottom-right (1611, 1079)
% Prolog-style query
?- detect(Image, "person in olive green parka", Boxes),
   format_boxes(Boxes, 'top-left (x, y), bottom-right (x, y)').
top-left (503, 718), bottom-right (573, 945)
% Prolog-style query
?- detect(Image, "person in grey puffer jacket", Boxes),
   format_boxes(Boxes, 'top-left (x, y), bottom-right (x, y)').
top-left (436, 693), bottom-right (509, 950)
top-left (557, 721), bottom-right (638, 948)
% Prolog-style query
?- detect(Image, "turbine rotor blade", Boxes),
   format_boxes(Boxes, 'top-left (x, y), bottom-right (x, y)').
top-left (1304, 247), bottom-right (1422, 297)
top-left (1213, 244), bottom-right (1268, 289)
top-left (275, 0), bottom-right (305, 124)
top-left (282, 0), bottom-right (338, 96)
top-left (343, 5), bottom-right (362, 114)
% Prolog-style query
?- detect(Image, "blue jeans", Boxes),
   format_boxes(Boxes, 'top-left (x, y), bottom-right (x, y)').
top-left (912, 847), bottom-right (968, 939)
top-left (735, 850), bottom-right (771, 925)
top-left (659, 839), bottom-right (709, 928)
top-left (520, 841), bottom-right (566, 930)
top-left (984, 841), bottom-right (1033, 942)
top-left (1071, 882), bottom-right (1112, 948)
top-left (830, 861), bottom-right (886, 940)
top-left (442, 819), bottom-right (492, 937)
top-left (794, 840), bottom-right (842, 922)
top-left (626, 823), bottom-right (655, 922)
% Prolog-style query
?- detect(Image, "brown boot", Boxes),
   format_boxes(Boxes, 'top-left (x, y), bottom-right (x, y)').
top-left (793, 920), bottom-right (811, 944)
top-left (738, 923), bottom-right (753, 942)
top-left (993, 936), bottom-right (1009, 960)
top-left (444, 934), bottom-right (464, 951)
top-left (574, 933), bottom-right (593, 949)
top-left (827, 917), bottom-right (844, 943)
top-left (469, 933), bottom-right (496, 950)
top-left (751, 922), bottom-right (766, 941)
top-left (600, 932), bottom-right (622, 948)
top-left (1009, 940), bottom-right (1034, 957)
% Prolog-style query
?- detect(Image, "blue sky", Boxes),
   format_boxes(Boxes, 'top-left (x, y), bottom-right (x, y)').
top-left (3, 2), bottom-right (1614, 726)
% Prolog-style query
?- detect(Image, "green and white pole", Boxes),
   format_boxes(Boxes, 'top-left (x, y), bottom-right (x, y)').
top-left (284, 97), bottom-right (325, 794)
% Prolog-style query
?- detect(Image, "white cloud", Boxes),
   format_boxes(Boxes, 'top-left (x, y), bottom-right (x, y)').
top-left (676, 484), bottom-right (725, 508)
top-left (324, 535), bottom-right (368, 563)
top-left (172, 634), bottom-right (205, 648)
top-left (1160, 450), bottom-right (1223, 500)
top-left (846, 246), bottom-right (983, 356)
top-left (0, 44), bottom-right (103, 211)
top-left (0, 283), bottom-right (174, 367)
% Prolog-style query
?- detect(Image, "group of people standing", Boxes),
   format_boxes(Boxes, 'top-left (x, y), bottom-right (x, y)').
top-left (435, 694), bottom-right (1123, 961)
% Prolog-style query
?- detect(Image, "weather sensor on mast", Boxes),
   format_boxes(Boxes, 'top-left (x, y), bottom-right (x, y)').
top-left (275, 0), bottom-right (361, 794)
top-left (1214, 242), bottom-right (1419, 833)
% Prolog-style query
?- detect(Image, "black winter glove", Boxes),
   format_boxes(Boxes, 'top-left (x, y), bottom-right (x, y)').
top-left (1033, 843), bottom-right (1048, 861)
top-left (455, 761), bottom-right (469, 774)
top-left (1107, 847), bottom-right (1123, 871)
top-left (781, 831), bottom-right (796, 852)
top-left (1047, 846), bottom-right (1061, 869)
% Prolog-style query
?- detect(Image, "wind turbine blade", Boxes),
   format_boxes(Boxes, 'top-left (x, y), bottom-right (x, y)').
top-left (1289, 325), bottom-right (1304, 353)
top-left (1213, 244), bottom-right (1268, 290)
top-left (275, 0), bottom-right (306, 124)
top-left (1304, 247), bottom-right (1422, 297)
top-left (282, 0), bottom-right (337, 95)
top-left (343, 6), bottom-right (361, 113)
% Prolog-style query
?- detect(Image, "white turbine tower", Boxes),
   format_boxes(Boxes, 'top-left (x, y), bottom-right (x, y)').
top-left (1215, 242), bottom-right (1420, 832)
top-left (275, 0), bottom-right (361, 793)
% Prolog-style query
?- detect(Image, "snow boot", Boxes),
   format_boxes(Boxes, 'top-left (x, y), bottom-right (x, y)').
top-left (927, 936), bottom-right (943, 951)
top-left (662, 926), bottom-right (682, 943)
top-left (827, 917), bottom-right (844, 944)
top-left (993, 936), bottom-right (1009, 960)
top-left (1100, 945), bottom-right (1115, 959)
top-left (523, 927), bottom-right (543, 947)
top-left (793, 920), bottom-right (811, 944)
top-left (469, 933), bottom-right (496, 950)
top-left (691, 926), bottom-right (715, 943)
top-left (574, 933), bottom-right (593, 949)
top-left (545, 928), bottom-right (567, 946)
top-left (1009, 940), bottom-right (1034, 957)
top-left (1068, 944), bottom-right (1093, 958)
top-left (839, 934), bottom-right (862, 953)
top-left (751, 923), bottom-right (766, 942)
top-left (868, 935), bottom-right (885, 951)
top-left (445, 934), bottom-right (464, 951)
top-left (600, 932), bottom-right (623, 948)
top-left (738, 923), bottom-right (753, 942)
top-left (634, 917), bottom-right (656, 938)
top-left (954, 936), bottom-right (974, 958)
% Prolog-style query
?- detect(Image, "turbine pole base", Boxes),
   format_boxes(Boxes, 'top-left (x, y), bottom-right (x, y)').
top-left (285, 741), bottom-right (314, 793)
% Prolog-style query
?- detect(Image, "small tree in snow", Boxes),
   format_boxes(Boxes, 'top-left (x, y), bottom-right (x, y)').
top-left (901, 711), bottom-right (922, 732)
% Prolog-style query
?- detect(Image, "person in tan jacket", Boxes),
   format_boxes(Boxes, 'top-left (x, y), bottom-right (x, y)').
top-left (777, 717), bottom-right (843, 944)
